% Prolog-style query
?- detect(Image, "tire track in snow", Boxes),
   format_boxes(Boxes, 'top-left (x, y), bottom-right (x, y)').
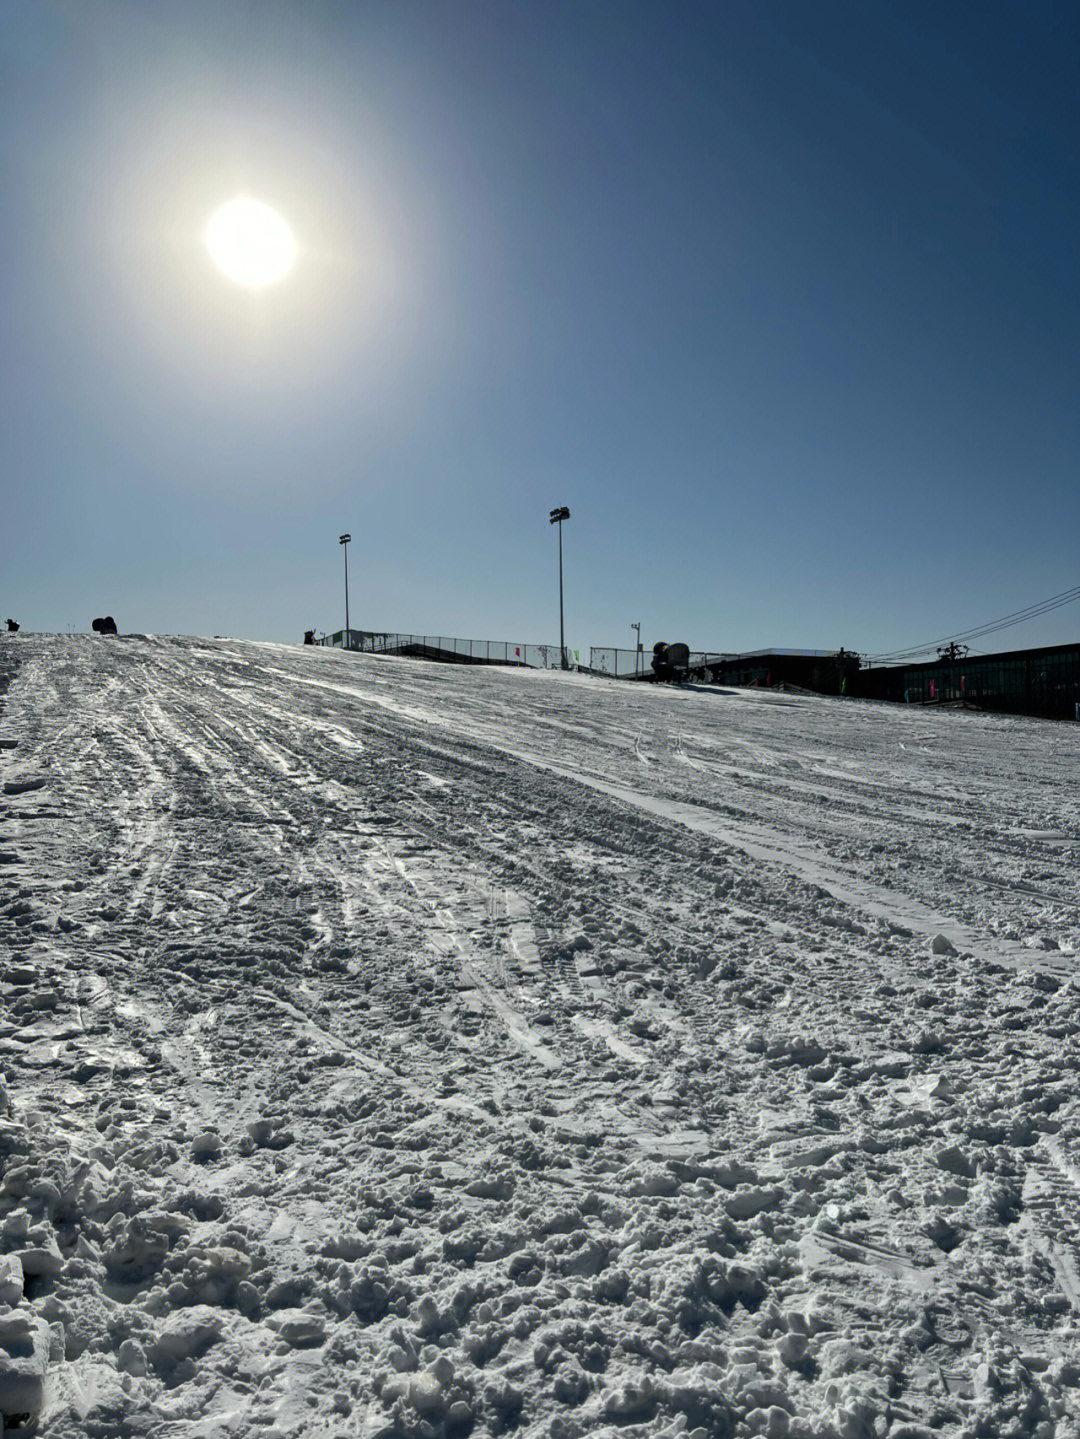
top-left (456, 754), bottom-right (1071, 974)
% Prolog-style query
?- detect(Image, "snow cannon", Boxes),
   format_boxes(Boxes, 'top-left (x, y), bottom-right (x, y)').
top-left (651, 642), bottom-right (690, 683)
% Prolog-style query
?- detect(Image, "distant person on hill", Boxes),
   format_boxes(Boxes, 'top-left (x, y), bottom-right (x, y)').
top-left (92, 616), bottom-right (118, 635)
top-left (5, 619), bottom-right (18, 633)
top-left (837, 647), bottom-right (860, 696)
top-left (303, 630), bottom-right (316, 645)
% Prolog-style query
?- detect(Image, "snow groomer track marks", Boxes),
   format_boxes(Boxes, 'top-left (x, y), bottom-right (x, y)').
top-left (1, 633), bottom-right (1080, 1436)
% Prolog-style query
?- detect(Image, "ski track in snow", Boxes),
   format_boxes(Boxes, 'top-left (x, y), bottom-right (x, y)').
top-left (2, 634), bottom-right (1080, 1437)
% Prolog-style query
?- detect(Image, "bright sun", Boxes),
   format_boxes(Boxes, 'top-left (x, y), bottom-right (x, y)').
top-left (204, 197), bottom-right (297, 288)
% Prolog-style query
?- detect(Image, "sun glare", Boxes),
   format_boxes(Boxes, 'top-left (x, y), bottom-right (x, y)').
top-left (204, 197), bottom-right (297, 288)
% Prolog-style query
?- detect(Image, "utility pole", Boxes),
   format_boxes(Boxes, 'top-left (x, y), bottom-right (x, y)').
top-left (548, 507), bottom-right (570, 669)
top-left (339, 534), bottom-right (351, 648)
top-left (631, 621), bottom-right (641, 675)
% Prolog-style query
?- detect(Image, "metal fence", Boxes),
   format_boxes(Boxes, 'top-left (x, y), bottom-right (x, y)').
top-left (588, 647), bottom-right (648, 678)
top-left (319, 630), bottom-right (573, 669)
top-left (317, 630), bottom-right (742, 679)
top-left (588, 646), bottom-right (737, 679)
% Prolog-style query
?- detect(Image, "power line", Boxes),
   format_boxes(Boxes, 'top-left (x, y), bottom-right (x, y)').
top-left (870, 586), bottom-right (1080, 661)
top-left (868, 583), bottom-right (1080, 664)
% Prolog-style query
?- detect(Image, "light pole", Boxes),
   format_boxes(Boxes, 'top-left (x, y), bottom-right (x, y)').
top-left (339, 534), bottom-right (351, 648)
top-left (548, 507), bottom-right (570, 669)
top-left (631, 622), bottom-right (641, 675)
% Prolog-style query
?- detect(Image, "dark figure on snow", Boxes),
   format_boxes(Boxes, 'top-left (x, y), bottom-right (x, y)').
top-left (5, 619), bottom-right (18, 633)
top-left (837, 647), bottom-right (860, 696)
top-left (303, 630), bottom-right (316, 645)
top-left (92, 616), bottom-right (118, 635)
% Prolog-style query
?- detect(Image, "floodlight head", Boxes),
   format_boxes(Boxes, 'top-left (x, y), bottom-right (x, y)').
top-left (339, 534), bottom-right (351, 544)
top-left (548, 506), bottom-right (570, 524)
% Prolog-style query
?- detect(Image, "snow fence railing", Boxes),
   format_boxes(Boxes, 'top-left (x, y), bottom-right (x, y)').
top-left (319, 631), bottom-right (571, 669)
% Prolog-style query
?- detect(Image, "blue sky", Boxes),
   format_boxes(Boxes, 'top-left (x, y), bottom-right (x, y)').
top-left (3, 1), bottom-right (1078, 660)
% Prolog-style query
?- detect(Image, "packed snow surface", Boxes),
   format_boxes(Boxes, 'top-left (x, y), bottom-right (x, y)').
top-left (2, 634), bottom-right (1080, 1439)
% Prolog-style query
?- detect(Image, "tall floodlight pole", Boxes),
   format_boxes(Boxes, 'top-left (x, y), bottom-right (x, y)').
top-left (631, 622), bottom-right (641, 675)
top-left (339, 534), bottom-right (351, 648)
top-left (548, 507), bottom-right (571, 670)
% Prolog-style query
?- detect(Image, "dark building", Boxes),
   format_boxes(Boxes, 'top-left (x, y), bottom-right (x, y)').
top-left (707, 648), bottom-right (847, 693)
top-left (853, 642), bottom-right (1080, 720)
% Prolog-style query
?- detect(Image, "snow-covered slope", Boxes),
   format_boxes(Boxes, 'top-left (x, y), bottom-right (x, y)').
top-left (2, 634), bottom-right (1080, 1438)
